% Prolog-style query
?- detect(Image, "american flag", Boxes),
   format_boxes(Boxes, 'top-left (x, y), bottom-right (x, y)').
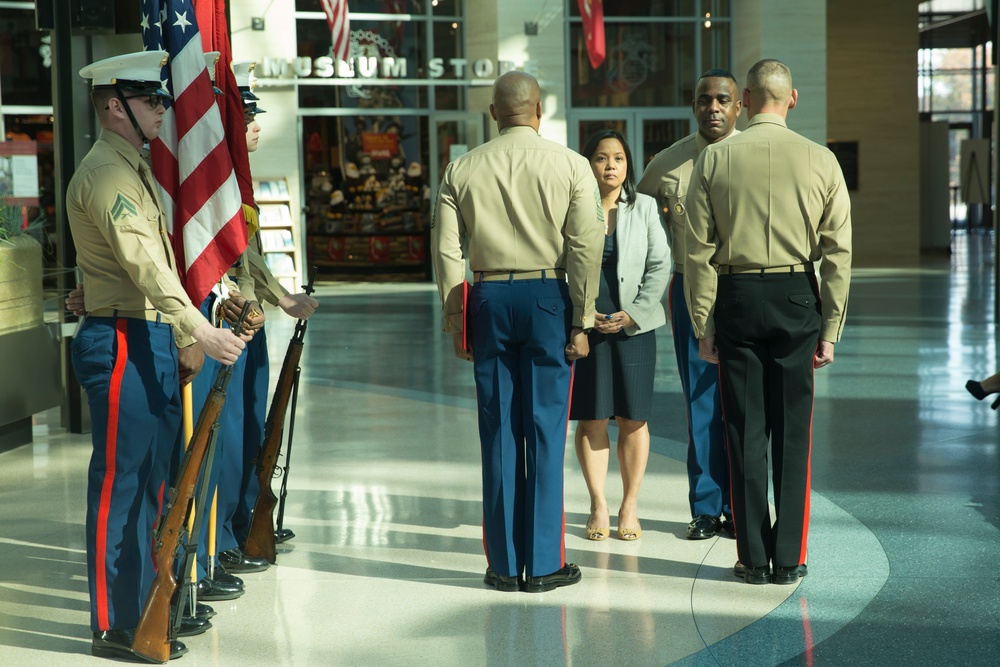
top-left (194, 0), bottom-right (255, 215)
top-left (321, 0), bottom-right (351, 62)
top-left (141, 0), bottom-right (247, 305)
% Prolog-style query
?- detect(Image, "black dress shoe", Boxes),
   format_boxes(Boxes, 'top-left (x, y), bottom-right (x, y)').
top-left (169, 601), bottom-right (216, 634)
top-left (213, 565), bottom-right (244, 588)
top-left (177, 614), bottom-right (211, 637)
top-left (92, 629), bottom-right (188, 662)
top-left (733, 561), bottom-right (770, 585)
top-left (197, 575), bottom-right (244, 601)
top-left (171, 596), bottom-right (215, 619)
top-left (483, 568), bottom-right (520, 592)
top-left (194, 602), bottom-right (216, 620)
top-left (219, 547), bottom-right (270, 573)
top-left (718, 517), bottom-right (736, 540)
top-left (524, 563), bottom-right (582, 593)
top-left (687, 514), bottom-right (721, 540)
top-left (772, 564), bottom-right (808, 585)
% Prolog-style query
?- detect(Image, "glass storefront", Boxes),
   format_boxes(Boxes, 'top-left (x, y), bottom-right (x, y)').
top-left (566, 0), bottom-right (732, 171)
top-left (288, 0), bottom-right (731, 279)
top-left (294, 3), bottom-right (470, 279)
top-left (1, 5), bottom-right (55, 289)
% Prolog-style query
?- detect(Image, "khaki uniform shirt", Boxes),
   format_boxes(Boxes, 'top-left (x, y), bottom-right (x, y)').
top-left (636, 129), bottom-right (739, 273)
top-left (66, 129), bottom-right (207, 342)
top-left (432, 125), bottom-right (604, 332)
top-left (684, 113), bottom-right (852, 342)
top-left (231, 230), bottom-right (290, 307)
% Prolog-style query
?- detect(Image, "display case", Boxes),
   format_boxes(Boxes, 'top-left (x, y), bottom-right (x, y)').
top-left (254, 178), bottom-right (301, 292)
top-left (304, 159), bottom-right (431, 280)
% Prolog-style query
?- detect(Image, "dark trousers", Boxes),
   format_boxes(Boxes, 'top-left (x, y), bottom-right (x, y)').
top-left (714, 272), bottom-right (820, 569)
top-left (668, 273), bottom-right (729, 520)
top-left (233, 326), bottom-right (267, 546)
top-left (470, 277), bottom-right (573, 578)
top-left (74, 316), bottom-right (180, 632)
top-left (191, 296), bottom-right (247, 577)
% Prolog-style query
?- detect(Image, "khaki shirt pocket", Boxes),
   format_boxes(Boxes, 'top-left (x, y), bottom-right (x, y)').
top-left (661, 175), bottom-right (688, 221)
top-left (661, 175), bottom-right (688, 252)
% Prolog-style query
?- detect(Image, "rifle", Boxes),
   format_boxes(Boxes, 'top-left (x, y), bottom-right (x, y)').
top-left (274, 364), bottom-right (301, 543)
top-left (132, 303), bottom-right (250, 663)
top-left (243, 266), bottom-right (318, 563)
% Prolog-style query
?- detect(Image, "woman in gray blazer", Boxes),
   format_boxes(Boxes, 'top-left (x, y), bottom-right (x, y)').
top-left (571, 129), bottom-right (669, 541)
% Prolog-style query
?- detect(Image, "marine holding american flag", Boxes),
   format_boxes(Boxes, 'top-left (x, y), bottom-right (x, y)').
top-left (65, 50), bottom-right (246, 661)
top-left (222, 61), bottom-right (319, 569)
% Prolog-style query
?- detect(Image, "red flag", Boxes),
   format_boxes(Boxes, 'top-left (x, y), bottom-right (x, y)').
top-left (194, 0), bottom-right (255, 211)
top-left (320, 0), bottom-right (351, 62)
top-left (143, 0), bottom-right (248, 306)
top-left (577, 0), bottom-right (606, 69)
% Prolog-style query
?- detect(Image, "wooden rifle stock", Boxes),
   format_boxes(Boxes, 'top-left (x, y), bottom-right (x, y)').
top-left (244, 267), bottom-right (317, 563)
top-left (133, 304), bottom-right (250, 663)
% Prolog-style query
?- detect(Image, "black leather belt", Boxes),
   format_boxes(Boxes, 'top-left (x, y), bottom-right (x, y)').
top-left (474, 269), bottom-right (566, 282)
top-left (718, 262), bottom-right (814, 276)
top-left (88, 307), bottom-right (162, 322)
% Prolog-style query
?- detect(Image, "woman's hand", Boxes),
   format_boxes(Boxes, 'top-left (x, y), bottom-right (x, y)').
top-left (594, 311), bottom-right (634, 335)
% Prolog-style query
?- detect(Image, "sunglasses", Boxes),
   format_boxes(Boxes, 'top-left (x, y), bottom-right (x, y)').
top-left (125, 95), bottom-right (166, 110)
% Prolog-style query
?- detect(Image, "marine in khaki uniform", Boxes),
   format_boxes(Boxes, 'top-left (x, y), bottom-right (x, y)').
top-left (636, 69), bottom-right (741, 542)
top-left (184, 54), bottom-right (266, 605)
top-left (66, 50), bottom-right (245, 661)
top-left (432, 71), bottom-right (604, 593)
top-left (684, 59), bottom-right (852, 586)
top-left (217, 61), bottom-right (318, 576)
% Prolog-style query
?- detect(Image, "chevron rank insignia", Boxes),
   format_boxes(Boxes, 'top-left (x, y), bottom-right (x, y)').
top-left (110, 193), bottom-right (138, 222)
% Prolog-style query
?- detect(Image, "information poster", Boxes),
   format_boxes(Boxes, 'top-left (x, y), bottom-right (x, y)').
top-left (0, 141), bottom-right (39, 206)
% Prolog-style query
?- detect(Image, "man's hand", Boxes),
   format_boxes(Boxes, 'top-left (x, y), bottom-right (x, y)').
top-left (814, 340), bottom-right (835, 369)
top-left (177, 342), bottom-right (204, 386)
top-left (65, 283), bottom-right (86, 317)
top-left (565, 328), bottom-right (590, 361)
top-left (698, 336), bottom-right (719, 364)
top-left (193, 322), bottom-right (246, 366)
top-left (452, 332), bottom-right (473, 362)
top-left (223, 291), bottom-right (265, 335)
top-left (278, 292), bottom-right (319, 320)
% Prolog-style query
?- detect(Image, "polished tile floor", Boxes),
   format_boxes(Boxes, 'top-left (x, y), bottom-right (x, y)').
top-left (2, 233), bottom-right (999, 666)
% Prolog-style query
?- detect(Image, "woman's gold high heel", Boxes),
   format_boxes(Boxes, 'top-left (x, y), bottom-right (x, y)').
top-left (617, 526), bottom-right (641, 541)
top-left (585, 526), bottom-right (610, 541)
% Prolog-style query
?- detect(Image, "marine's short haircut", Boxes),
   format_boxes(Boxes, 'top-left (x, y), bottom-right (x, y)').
top-left (90, 87), bottom-right (116, 115)
top-left (698, 68), bottom-right (737, 84)
top-left (746, 59), bottom-right (792, 101)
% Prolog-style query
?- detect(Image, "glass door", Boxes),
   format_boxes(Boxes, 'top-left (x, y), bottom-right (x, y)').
top-left (428, 112), bottom-right (486, 197)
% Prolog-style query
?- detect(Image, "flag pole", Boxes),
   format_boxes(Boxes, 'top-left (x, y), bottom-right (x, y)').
top-left (182, 383), bottom-right (199, 616)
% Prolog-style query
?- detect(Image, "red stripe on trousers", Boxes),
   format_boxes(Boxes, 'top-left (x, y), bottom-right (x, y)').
top-left (560, 362), bottom-right (575, 567)
top-left (95, 319), bottom-right (129, 630)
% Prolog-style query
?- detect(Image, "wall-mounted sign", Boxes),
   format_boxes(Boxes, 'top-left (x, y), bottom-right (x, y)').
top-left (258, 56), bottom-right (527, 83)
top-left (0, 141), bottom-right (39, 206)
top-left (361, 132), bottom-right (400, 160)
